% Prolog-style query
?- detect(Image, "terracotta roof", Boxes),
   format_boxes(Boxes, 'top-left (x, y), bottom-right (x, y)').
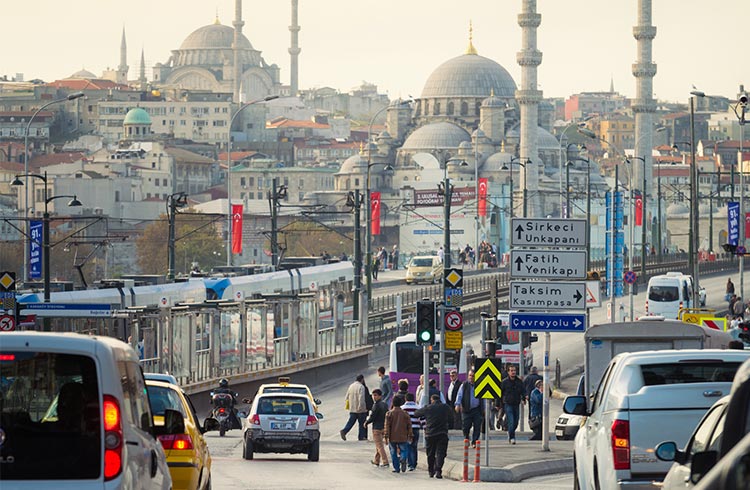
top-left (217, 150), bottom-right (258, 161)
top-left (45, 79), bottom-right (132, 91)
top-left (266, 118), bottom-right (330, 129)
top-left (30, 152), bottom-right (86, 166)
top-left (0, 161), bottom-right (24, 172)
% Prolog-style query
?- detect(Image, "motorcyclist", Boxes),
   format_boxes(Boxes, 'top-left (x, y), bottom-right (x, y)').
top-left (211, 378), bottom-right (241, 429)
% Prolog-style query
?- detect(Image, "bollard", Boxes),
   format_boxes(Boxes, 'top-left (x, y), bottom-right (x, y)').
top-left (473, 440), bottom-right (481, 482)
top-left (555, 358), bottom-right (561, 389)
top-left (462, 439), bottom-right (469, 482)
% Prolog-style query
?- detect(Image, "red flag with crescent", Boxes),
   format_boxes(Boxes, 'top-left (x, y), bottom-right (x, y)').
top-left (231, 204), bottom-right (243, 254)
top-left (478, 178), bottom-right (488, 217)
top-left (635, 195), bottom-right (643, 226)
top-left (371, 192), bottom-right (381, 235)
top-left (746, 213), bottom-right (750, 239)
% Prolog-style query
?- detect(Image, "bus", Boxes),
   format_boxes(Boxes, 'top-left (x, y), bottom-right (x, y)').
top-left (387, 333), bottom-right (474, 397)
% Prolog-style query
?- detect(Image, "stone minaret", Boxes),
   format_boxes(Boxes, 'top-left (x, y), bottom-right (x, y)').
top-left (233, 0), bottom-right (245, 102)
top-left (632, 0), bottom-right (657, 197)
top-left (117, 27), bottom-right (129, 84)
top-left (289, 0), bottom-right (301, 96)
top-left (516, 0), bottom-right (543, 217)
top-left (139, 49), bottom-right (147, 92)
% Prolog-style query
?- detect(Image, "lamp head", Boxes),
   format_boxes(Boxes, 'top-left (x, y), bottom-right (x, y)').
top-left (577, 127), bottom-right (597, 139)
top-left (383, 164), bottom-right (394, 172)
top-left (11, 175), bottom-right (24, 186)
top-left (68, 196), bottom-right (83, 207)
top-left (501, 163), bottom-right (509, 171)
top-left (67, 92), bottom-right (85, 101)
top-left (740, 93), bottom-right (749, 107)
top-left (263, 95), bottom-right (280, 102)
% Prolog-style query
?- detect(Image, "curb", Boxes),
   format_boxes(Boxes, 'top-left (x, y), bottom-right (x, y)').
top-left (422, 453), bottom-right (573, 482)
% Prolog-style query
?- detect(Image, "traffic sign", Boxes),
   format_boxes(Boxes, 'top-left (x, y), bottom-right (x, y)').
top-left (701, 317), bottom-right (727, 331)
top-left (510, 250), bottom-right (587, 279)
top-left (445, 288), bottom-right (463, 307)
top-left (511, 218), bottom-right (588, 248)
top-left (444, 268), bottom-right (463, 288)
top-left (624, 270), bottom-right (637, 285)
top-left (739, 245), bottom-right (747, 255)
top-left (444, 310), bottom-right (463, 331)
top-left (509, 281), bottom-right (586, 311)
top-left (586, 280), bottom-right (602, 307)
top-left (0, 314), bottom-right (15, 331)
top-left (508, 312), bottom-right (586, 332)
top-left (444, 330), bottom-right (463, 350)
top-left (473, 358), bottom-right (503, 399)
top-left (0, 271), bottom-right (15, 292)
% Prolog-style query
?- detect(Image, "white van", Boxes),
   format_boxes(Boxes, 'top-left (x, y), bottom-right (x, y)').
top-left (0, 331), bottom-right (175, 489)
top-left (646, 272), bottom-right (705, 319)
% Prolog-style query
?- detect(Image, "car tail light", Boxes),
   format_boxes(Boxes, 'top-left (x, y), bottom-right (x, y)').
top-left (250, 414), bottom-right (261, 426)
top-left (306, 415), bottom-right (317, 426)
top-left (611, 419), bottom-right (630, 470)
top-left (103, 394), bottom-right (123, 480)
top-left (158, 434), bottom-right (194, 450)
top-left (218, 408), bottom-right (226, 414)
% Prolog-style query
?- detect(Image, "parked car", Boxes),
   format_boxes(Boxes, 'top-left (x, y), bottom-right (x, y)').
top-left (564, 349), bottom-right (750, 489)
top-left (405, 255), bottom-right (443, 284)
top-left (241, 393), bottom-right (321, 461)
top-left (0, 331), bottom-right (173, 489)
top-left (146, 379), bottom-right (212, 490)
top-left (555, 375), bottom-right (585, 440)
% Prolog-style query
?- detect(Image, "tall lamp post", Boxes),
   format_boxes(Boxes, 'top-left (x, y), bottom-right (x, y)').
top-left (21, 91), bottom-right (84, 282)
top-left (225, 94), bottom-right (279, 267)
top-left (558, 122), bottom-right (585, 209)
top-left (501, 157), bottom-right (532, 218)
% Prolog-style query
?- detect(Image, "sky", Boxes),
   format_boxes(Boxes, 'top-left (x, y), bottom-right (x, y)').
top-left (2, 0), bottom-right (746, 104)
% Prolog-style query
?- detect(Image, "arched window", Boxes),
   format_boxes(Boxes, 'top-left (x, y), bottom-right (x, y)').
top-left (346, 178), bottom-right (350, 190)
top-left (424, 101), bottom-right (430, 114)
top-left (475, 101), bottom-right (481, 116)
top-left (460, 102), bottom-right (468, 116)
top-left (447, 102), bottom-right (454, 115)
top-left (434, 102), bottom-right (441, 115)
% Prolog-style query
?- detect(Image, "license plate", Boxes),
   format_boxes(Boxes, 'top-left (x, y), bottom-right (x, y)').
top-left (271, 422), bottom-right (295, 430)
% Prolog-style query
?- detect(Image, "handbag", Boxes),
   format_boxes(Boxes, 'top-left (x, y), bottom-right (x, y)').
top-left (529, 415), bottom-right (542, 430)
top-left (345, 398), bottom-right (350, 411)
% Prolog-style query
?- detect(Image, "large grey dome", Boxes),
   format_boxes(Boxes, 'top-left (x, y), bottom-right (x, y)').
top-left (402, 122), bottom-right (471, 150)
top-left (180, 22), bottom-right (252, 50)
top-left (507, 124), bottom-right (561, 150)
top-left (421, 53), bottom-right (517, 99)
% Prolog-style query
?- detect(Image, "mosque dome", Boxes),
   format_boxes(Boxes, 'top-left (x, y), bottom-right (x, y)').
top-left (666, 202), bottom-right (690, 217)
top-left (179, 22), bottom-right (252, 50)
top-left (483, 152), bottom-right (513, 170)
top-left (402, 122), bottom-right (471, 150)
top-left (421, 53), bottom-right (517, 99)
top-left (338, 153), bottom-right (366, 174)
top-left (69, 69), bottom-right (97, 79)
top-left (481, 92), bottom-right (506, 108)
top-left (507, 124), bottom-right (561, 150)
top-left (123, 108), bottom-right (152, 126)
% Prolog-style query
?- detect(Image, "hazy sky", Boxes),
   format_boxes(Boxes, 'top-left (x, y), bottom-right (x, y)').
top-left (3, 0), bottom-right (745, 104)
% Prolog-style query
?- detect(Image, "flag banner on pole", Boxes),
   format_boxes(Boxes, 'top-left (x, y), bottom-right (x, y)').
top-left (728, 202), bottom-right (739, 246)
top-left (371, 192), bottom-right (381, 235)
top-left (231, 204), bottom-right (243, 254)
top-left (635, 195), bottom-right (643, 226)
top-left (478, 178), bottom-right (488, 217)
top-left (746, 212), bottom-right (750, 239)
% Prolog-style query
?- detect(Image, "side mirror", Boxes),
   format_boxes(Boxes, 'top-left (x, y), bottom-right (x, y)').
top-left (153, 409), bottom-right (185, 436)
top-left (655, 441), bottom-right (685, 464)
top-left (316, 412), bottom-right (324, 420)
top-left (314, 398), bottom-right (322, 405)
top-left (237, 410), bottom-right (248, 419)
top-left (690, 450), bottom-right (718, 484)
top-left (203, 417), bottom-right (221, 432)
top-left (563, 395), bottom-right (588, 416)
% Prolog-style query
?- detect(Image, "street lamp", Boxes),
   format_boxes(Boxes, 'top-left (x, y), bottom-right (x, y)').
top-left (21, 91), bottom-right (84, 281)
top-left (501, 156), bottom-right (532, 218)
top-left (225, 94), bottom-right (280, 266)
top-left (558, 122), bottom-right (586, 210)
top-left (12, 172), bottom-right (82, 304)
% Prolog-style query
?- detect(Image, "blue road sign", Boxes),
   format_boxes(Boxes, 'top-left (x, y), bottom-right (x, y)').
top-left (29, 220), bottom-right (42, 279)
top-left (508, 312), bottom-right (586, 333)
top-left (729, 201), bottom-right (740, 246)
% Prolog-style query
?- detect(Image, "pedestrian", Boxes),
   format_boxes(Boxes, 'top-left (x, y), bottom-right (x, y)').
top-left (415, 374), bottom-right (425, 405)
top-left (455, 370), bottom-right (482, 448)
top-left (372, 254), bottom-right (380, 280)
top-left (340, 374), bottom-right (368, 442)
top-left (727, 278), bottom-right (736, 302)
top-left (445, 369), bottom-right (463, 431)
top-left (523, 366), bottom-right (542, 400)
top-left (379, 247), bottom-right (388, 271)
top-left (437, 246), bottom-right (444, 263)
top-left (364, 389), bottom-right (389, 467)
top-left (396, 379), bottom-right (409, 402)
top-left (391, 245), bottom-right (399, 270)
top-left (428, 378), bottom-right (446, 403)
top-left (734, 297), bottom-right (745, 320)
top-left (500, 365), bottom-right (526, 444)
top-left (528, 380), bottom-right (544, 440)
top-left (415, 394), bottom-right (454, 479)
top-left (377, 366), bottom-right (393, 407)
top-left (384, 395), bottom-right (413, 473)
top-left (402, 393), bottom-right (423, 471)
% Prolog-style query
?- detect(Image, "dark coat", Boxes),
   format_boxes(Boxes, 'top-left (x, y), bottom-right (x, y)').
top-left (500, 376), bottom-right (525, 406)
top-left (414, 401), bottom-right (454, 437)
top-left (366, 400), bottom-right (388, 430)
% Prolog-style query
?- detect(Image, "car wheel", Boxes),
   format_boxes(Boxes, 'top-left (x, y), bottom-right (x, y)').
top-left (308, 439), bottom-right (320, 462)
top-left (243, 436), bottom-right (254, 460)
top-left (573, 458), bottom-right (580, 490)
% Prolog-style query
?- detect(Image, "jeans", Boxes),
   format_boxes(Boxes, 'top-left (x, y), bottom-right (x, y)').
top-left (504, 403), bottom-right (520, 440)
top-left (408, 429), bottom-right (419, 469)
top-left (372, 429), bottom-right (389, 464)
top-left (462, 407), bottom-right (482, 443)
top-left (389, 441), bottom-right (410, 472)
top-left (425, 433), bottom-right (449, 475)
top-left (342, 412), bottom-right (367, 440)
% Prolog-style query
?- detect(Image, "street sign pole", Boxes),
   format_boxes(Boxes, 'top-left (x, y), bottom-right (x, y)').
top-left (422, 344), bottom-right (430, 408)
top-left (543, 331), bottom-right (551, 451)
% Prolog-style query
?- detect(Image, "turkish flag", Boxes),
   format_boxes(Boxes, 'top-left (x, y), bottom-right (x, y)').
top-left (371, 192), bottom-right (381, 235)
top-left (478, 178), bottom-right (488, 217)
top-left (635, 195), bottom-right (643, 226)
top-left (746, 213), bottom-right (750, 239)
top-left (231, 204), bottom-right (243, 254)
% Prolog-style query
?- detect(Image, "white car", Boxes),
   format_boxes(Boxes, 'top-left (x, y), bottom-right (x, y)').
top-left (555, 375), bottom-right (585, 440)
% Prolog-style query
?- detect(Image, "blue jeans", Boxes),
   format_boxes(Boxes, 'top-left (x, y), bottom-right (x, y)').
top-left (389, 442), bottom-right (410, 472)
top-left (342, 412), bottom-right (367, 440)
top-left (504, 403), bottom-right (520, 440)
top-left (408, 429), bottom-right (419, 469)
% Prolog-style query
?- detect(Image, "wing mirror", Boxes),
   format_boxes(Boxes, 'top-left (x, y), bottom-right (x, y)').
top-left (655, 441), bottom-right (686, 465)
top-left (314, 398), bottom-right (322, 405)
top-left (562, 395), bottom-right (588, 416)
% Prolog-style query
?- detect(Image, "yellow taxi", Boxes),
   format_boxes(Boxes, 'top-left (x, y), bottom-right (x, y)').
top-left (405, 255), bottom-right (443, 284)
top-left (146, 379), bottom-right (212, 490)
top-left (248, 377), bottom-right (322, 415)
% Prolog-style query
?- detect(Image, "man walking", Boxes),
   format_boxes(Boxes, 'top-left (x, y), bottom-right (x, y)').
top-left (446, 369), bottom-right (463, 431)
top-left (455, 370), bottom-right (482, 448)
top-left (365, 389), bottom-right (389, 467)
top-left (384, 395), bottom-right (413, 473)
top-left (500, 365), bottom-right (526, 444)
top-left (377, 366), bottom-right (393, 407)
top-left (340, 374), bottom-right (368, 441)
top-left (523, 366), bottom-right (542, 400)
top-left (402, 393), bottom-right (423, 471)
top-left (415, 393), bottom-right (454, 479)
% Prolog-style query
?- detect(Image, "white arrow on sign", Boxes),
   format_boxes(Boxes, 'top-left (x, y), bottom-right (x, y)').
top-left (510, 250), bottom-right (588, 279)
top-left (509, 281), bottom-right (587, 311)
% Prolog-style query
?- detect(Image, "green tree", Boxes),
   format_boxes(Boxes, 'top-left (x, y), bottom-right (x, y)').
top-left (277, 220), bottom-right (351, 258)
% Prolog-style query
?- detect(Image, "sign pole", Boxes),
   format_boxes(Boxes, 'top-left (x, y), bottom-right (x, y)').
top-left (542, 331), bottom-right (550, 451)
top-left (422, 344), bottom-right (430, 407)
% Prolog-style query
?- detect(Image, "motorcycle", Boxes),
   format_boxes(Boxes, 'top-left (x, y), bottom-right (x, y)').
top-left (209, 391), bottom-right (239, 437)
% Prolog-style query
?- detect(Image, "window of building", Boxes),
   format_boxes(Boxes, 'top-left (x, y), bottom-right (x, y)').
top-left (155, 179), bottom-right (160, 187)
top-left (152, 162), bottom-right (156, 169)
top-left (354, 178), bottom-right (360, 187)
top-left (163, 179), bottom-right (167, 187)
top-left (248, 177), bottom-right (254, 187)
top-left (434, 102), bottom-right (440, 115)
top-left (240, 177), bottom-right (246, 186)
top-left (447, 102), bottom-right (454, 115)
top-left (461, 102), bottom-right (468, 116)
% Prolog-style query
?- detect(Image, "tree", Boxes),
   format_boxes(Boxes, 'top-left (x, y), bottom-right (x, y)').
top-left (277, 220), bottom-right (351, 258)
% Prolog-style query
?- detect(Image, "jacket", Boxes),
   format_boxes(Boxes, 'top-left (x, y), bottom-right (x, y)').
top-left (345, 381), bottom-right (367, 413)
top-left (366, 400), bottom-right (388, 430)
top-left (384, 407), bottom-right (413, 443)
top-left (523, 373), bottom-right (542, 398)
top-left (529, 388), bottom-right (543, 418)
top-left (500, 376), bottom-right (525, 406)
top-left (380, 375), bottom-right (393, 406)
top-left (447, 379), bottom-right (462, 404)
top-left (414, 401), bottom-right (454, 437)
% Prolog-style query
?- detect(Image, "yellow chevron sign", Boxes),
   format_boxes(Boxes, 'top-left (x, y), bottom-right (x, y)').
top-left (473, 358), bottom-right (503, 399)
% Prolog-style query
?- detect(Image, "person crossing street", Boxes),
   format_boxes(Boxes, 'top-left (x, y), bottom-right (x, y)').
top-left (414, 393), bottom-right (454, 479)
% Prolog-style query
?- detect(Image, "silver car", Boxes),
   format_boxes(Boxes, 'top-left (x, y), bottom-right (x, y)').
top-left (242, 393), bottom-right (321, 461)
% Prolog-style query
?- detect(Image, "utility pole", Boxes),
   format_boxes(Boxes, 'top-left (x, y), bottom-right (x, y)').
top-left (347, 190), bottom-right (363, 322)
top-left (268, 178), bottom-right (288, 268)
top-left (167, 192), bottom-right (188, 280)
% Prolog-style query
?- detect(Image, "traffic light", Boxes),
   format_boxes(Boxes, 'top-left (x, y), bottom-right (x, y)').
top-left (739, 323), bottom-right (750, 343)
top-left (587, 270), bottom-right (600, 281)
top-left (416, 300), bottom-right (436, 345)
top-left (723, 243), bottom-right (738, 254)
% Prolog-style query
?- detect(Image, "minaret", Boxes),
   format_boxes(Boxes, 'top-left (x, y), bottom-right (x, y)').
top-left (289, 0), bottom-right (301, 96)
top-left (139, 49), bottom-right (147, 92)
top-left (118, 27), bottom-right (129, 84)
top-left (233, 0), bottom-right (245, 102)
top-left (632, 0), bottom-right (657, 200)
top-left (516, 0), bottom-right (543, 217)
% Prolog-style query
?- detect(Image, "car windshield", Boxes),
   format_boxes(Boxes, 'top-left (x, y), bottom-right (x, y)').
top-left (640, 362), bottom-right (742, 385)
top-left (146, 384), bottom-right (186, 416)
top-left (648, 285), bottom-right (679, 302)
top-left (257, 397), bottom-right (309, 415)
top-left (263, 386), bottom-right (308, 395)
top-left (411, 258), bottom-right (433, 267)
top-left (0, 351), bottom-right (101, 480)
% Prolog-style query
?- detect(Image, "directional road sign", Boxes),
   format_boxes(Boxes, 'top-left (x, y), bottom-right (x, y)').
top-left (509, 281), bottom-right (587, 311)
top-left (510, 250), bottom-right (587, 279)
top-left (473, 358), bottom-right (503, 399)
top-left (508, 312), bottom-right (586, 332)
top-left (444, 310), bottom-right (463, 331)
top-left (511, 218), bottom-right (588, 248)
